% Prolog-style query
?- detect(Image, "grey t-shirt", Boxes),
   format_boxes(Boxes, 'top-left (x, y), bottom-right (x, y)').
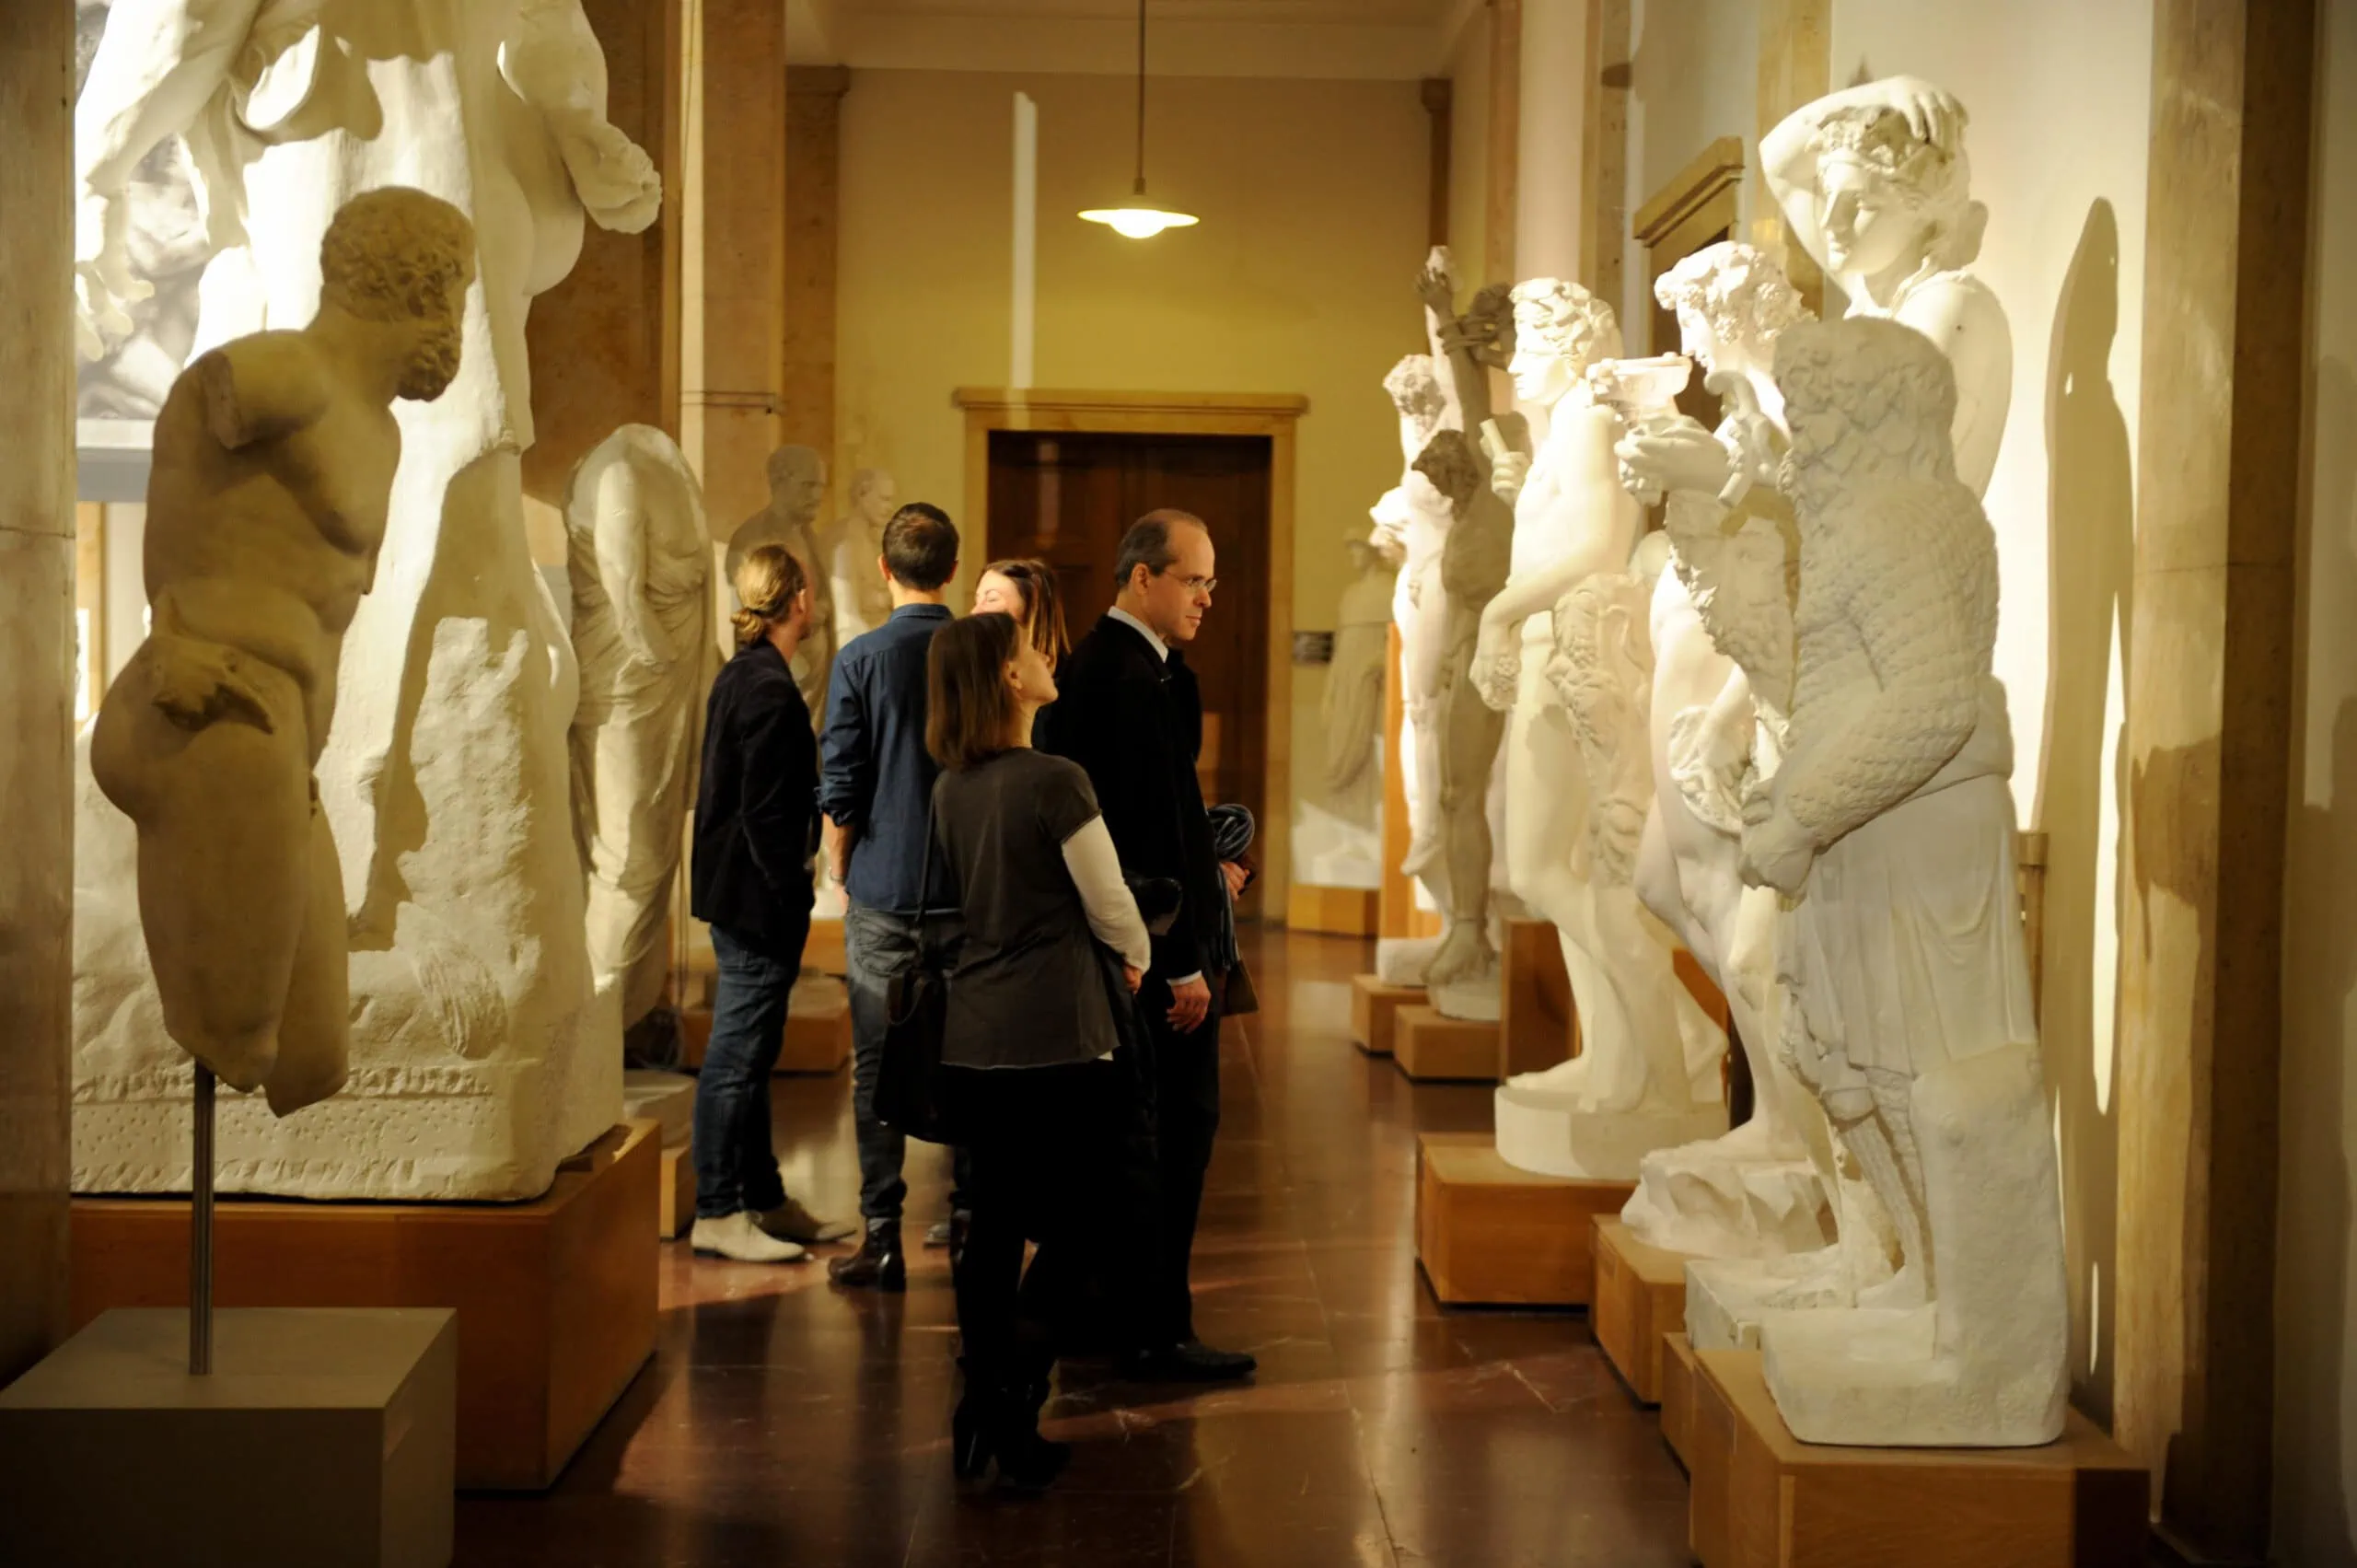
top-left (934, 749), bottom-right (1123, 1070)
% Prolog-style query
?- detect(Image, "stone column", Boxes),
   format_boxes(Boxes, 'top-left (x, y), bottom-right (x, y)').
top-left (783, 65), bottom-right (848, 499)
top-left (1421, 77), bottom-right (1453, 250)
top-left (1514, 0), bottom-right (1585, 284)
top-left (2115, 1), bottom-right (2316, 1560)
top-left (0, 0), bottom-right (75, 1386)
top-left (679, 0), bottom-right (787, 528)
top-left (1484, 0), bottom-right (1520, 283)
top-left (1753, 0), bottom-right (1829, 316)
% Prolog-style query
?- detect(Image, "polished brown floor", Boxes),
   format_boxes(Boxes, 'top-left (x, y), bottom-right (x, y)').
top-left (454, 929), bottom-right (1695, 1567)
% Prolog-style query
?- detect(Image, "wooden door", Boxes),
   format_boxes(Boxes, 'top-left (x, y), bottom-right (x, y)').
top-left (985, 430), bottom-right (1273, 906)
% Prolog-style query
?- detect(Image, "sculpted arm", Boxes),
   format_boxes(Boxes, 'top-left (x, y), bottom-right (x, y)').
top-left (590, 461), bottom-right (664, 668)
top-left (502, 0), bottom-right (661, 233)
top-left (1760, 75), bottom-right (1968, 277)
top-left (1766, 500), bottom-right (1986, 852)
top-left (195, 337), bottom-right (331, 451)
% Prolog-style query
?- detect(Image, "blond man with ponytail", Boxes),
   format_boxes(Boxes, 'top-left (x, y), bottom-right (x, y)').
top-left (686, 545), bottom-right (856, 1262)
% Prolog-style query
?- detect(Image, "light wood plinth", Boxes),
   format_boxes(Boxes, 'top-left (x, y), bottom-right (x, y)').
top-left (1286, 882), bottom-right (1379, 935)
top-left (1593, 1216), bottom-right (1688, 1406)
top-left (659, 1142), bottom-right (694, 1239)
top-left (1661, 1330), bottom-right (1699, 1469)
top-left (804, 916), bottom-right (845, 976)
top-left (70, 1121), bottom-right (661, 1492)
top-left (1350, 975), bottom-right (1422, 1056)
top-left (1414, 1132), bottom-right (1632, 1307)
top-left (1687, 1349), bottom-right (2151, 1568)
top-left (1500, 918), bottom-right (1578, 1075)
top-left (1393, 1005), bottom-right (1500, 1083)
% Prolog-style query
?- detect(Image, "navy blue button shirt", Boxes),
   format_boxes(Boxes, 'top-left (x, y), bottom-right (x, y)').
top-left (818, 602), bottom-right (953, 913)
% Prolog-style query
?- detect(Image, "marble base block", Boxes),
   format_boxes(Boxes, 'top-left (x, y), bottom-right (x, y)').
top-left (1493, 1082), bottom-right (1727, 1181)
top-left (0, 1307), bottom-right (457, 1568)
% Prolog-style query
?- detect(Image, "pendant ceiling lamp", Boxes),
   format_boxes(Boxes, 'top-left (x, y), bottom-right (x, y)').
top-left (1079, 0), bottom-right (1198, 238)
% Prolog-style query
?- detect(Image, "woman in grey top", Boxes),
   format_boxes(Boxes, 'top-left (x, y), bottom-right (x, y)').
top-left (925, 612), bottom-right (1150, 1492)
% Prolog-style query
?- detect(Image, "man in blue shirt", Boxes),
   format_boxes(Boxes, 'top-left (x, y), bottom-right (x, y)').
top-left (819, 503), bottom-right (960, 1289)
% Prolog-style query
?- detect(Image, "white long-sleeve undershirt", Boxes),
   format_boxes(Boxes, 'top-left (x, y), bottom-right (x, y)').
top-left (1060, 815), bottom-right (1152, 975)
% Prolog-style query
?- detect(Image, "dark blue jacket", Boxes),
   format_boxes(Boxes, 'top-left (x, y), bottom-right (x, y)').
top-left (691, 640), bottom-right (817, 958)
top-left (818, 603), bottom-right (953, 913)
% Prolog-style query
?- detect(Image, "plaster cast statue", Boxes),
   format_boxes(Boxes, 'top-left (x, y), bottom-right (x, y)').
top-left (1295, 538), bottom-right (1396, 889)
top-left (1611, 243), bottom-right (1832, 1260)
top-left (87, 188), bottom-right (473, 1119)
top-left (728, 445), bottom-right (834, 721)
top-left (1746, 316), bottom-right (2061, 1446)
top-left (1762, 74), bottom-right (2012, 497)
top-left (1469, 279), bottom-right (1724, 1179)
top-left (70, 0), bottom-right (662, 1201)
top-left (826, 468), bottom-right (900, 647)
top-left (566, 425), bottom-right (713, 1052)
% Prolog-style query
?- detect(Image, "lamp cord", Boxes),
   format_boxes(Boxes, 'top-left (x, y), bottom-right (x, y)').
top-left (1134, 0), bottom-right (1146, 193)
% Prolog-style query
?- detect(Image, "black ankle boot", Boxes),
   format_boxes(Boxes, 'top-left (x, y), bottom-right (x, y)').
top-left (828, 1221), bottom-right (906, 1291)
top-left (986, 1379), bottom-right (1068, 1493)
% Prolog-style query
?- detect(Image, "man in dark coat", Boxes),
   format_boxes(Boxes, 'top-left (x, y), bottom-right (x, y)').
top-left (1039, 509), bottom-right (1255, 1382)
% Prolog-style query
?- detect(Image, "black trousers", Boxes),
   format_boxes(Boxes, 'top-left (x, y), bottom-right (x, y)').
top-left (1137, 977), bottom-right (1224, 1345)
top-left (945, 1059), bottom-right (1143, 1390)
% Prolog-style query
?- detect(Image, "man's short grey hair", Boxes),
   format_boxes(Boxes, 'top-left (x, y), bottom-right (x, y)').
top-left (1115, 508), bottom-right (1207, 588)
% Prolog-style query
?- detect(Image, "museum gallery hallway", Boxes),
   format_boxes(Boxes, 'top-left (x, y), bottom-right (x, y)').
top-left (451, 928), bottom-right (1691, 1567)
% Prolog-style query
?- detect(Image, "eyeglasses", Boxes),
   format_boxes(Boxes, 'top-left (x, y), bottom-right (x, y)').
top-left (1160, 572), bottom-right (1217, 596)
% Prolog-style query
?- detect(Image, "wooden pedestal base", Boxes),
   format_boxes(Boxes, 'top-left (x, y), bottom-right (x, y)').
top-left (1287, 883), bottom-right (1379, 935)
top-left (70, 1121), bottom-right (661, 1492)
top-left (1394, 1005), bottom-right (1500, 1082)
top-left (1350, 975), bottom-right (1422, 1057)
top-left (680, 979), bottom-right (852, 1074)
top-left (1593, 1216), bottom-right (1689, 1405)
top-left (1414, 1132), bottom-right (1631, 1307)
top-left (1686, 1350), bottom-right (2151, 1568)
top-left (659, 1142), bottom-right (694, 1239)
top-left (805, 916), bottom-right (845, 976)
top-left (1661, 1330), bottom-right (1700, 1468)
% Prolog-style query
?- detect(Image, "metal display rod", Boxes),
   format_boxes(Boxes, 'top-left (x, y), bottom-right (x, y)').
top-left (191, 1063), bottom-right (215, 1375)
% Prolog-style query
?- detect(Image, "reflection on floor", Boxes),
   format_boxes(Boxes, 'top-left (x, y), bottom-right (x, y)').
top-left (454, 927), bottom-right (1694, 1567)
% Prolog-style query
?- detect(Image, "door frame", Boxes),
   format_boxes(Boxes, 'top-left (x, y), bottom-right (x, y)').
top-left (952, 387), bottom-right (1307, 914)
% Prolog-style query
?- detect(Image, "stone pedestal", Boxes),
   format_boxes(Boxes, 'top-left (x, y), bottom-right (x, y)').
top-left (1286, 883), bottom-right (1379, 935)
top-left (70, 1122), bottom-right (658, 1490)
top-left (1685, 1350), bottom-right (2150, 1568)
top-left (1593, 1215), bottom-right (1688, 1405)
top-left (1414, 1132), bottom-right (1629, 1307)
top-left (1393, 1005), bottom-right (1500, 1083)
top-left (1349, 974), bottom-right (1422, 1057)
top-left (0, 1307), bottom-right (457, 1568)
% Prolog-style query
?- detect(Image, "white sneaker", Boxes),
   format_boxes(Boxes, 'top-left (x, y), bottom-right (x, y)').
top-left (759, 1198), bottom-right (858, 1245)
top-left (691, 1211), bottom-right (808, 1263)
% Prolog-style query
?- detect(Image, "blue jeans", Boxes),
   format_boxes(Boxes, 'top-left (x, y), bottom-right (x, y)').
top-left (693, 922), bottom-right (807, 1219)
top-left (843, 904), bottom-right (960, 1224)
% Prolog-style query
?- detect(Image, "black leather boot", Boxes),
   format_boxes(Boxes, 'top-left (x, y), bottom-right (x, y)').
top-left (827, 1220), bottom-right (906, 1291)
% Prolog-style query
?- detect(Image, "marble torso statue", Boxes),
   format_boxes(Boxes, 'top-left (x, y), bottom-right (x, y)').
top-left (727, 445), bottom-right (833, 723)
top-left (826, 468), bottom-right (900, 648)
top-left (71, 0), bottom-right (661, 1200)
top-left (567, 425), bottom-right (714, 1044)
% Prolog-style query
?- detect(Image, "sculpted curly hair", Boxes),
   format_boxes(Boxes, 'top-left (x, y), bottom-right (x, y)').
top-left (1654, 242), bottom-right (1810, 363)
top-left (319, 187), bottom-right (475, 324)
top-left (1810, 105), bottom-right (1980, 272)
top-left (1509, 278), bottom-right (1621, 372)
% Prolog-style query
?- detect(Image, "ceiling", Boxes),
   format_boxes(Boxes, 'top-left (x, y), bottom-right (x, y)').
top-left (786, 0), bottom-right (1480, 80)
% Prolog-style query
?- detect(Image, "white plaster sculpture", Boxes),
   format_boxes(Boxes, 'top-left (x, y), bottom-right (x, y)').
top-left (1612, 244), bottom-right (1833, 1260)
top-left (1762, 75), bottom-right (2012, 498)
top-left (1470, 280), bottom-right (1726, 1179)
top-left (87, 188), bottom-right (472, 1122)
top-left (566, 425), bottom-right (713, 1051)
top-left (70, 0), bottom-right (661, 1201)
top-left (727, 445), bottom-right (834, 722)
top-left (1296, 538), bottom-right (1396, 889)
top-left (825, 467), bottom-right (900, 647)
top-left (1745, 316), bottom-right (2061, 1446)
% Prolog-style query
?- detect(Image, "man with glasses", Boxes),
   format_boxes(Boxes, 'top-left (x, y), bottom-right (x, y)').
top-left (1039, 509), bottom-right (1254, 1383)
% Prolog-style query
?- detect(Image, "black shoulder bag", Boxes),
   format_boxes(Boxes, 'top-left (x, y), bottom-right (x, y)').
top-left (873, 800), bottom-right (958, 1144)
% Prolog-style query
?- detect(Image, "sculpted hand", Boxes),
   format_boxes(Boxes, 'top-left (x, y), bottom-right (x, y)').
top-left (562, 119), bottom-right (662, 233)
top-left (1415, 253), bottom-right (1457, 316)
top-left (1471, 617), bottom-right (1520, 711)
top-left (1737, 794), bottom-right (1815, 896)
top-left (148, 638), bottom-right (276, 735)
top-left (1878, 76), bottom-right (1968, 154)
top-left (1489, 451), bottom-right (1531, 505)
top-left (1167, 974), bottom-right (1212, 1033)
top-left (1618, 418), bottom-right (1731, 502)
top-left (75, 194), bottom-right (151, 363)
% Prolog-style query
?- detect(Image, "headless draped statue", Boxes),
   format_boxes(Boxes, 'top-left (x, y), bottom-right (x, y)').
top-left (90, 188), bottom-right (474, 1120)
top-left (1613, 243), bottom-right (1834, 1260)
top-left (71, 0), bottom-right (662, 1201)
top-left (1474, 278), bottom-right (1725, 1179)
top-left (1743, 317), bottom-right (2061, 1447)
top-left (566, 425), bottom-right (714, 1050)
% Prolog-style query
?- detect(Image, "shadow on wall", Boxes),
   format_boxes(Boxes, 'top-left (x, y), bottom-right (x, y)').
top-left (2280, 353), bottom-right (2357, 1568)
top-left (2035, 198), bottom-right (2132, 1425)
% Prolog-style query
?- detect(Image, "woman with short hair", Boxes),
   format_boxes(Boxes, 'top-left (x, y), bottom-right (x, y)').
top-left (686, 545), bottom-right (855, 1263)
top-left (924, 612), bottom-right (1150, 1491)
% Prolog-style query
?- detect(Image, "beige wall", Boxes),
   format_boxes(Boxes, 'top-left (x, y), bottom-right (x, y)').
top-left (1621, 0), bottom-right (1758, 339)
top-left (1446, 6), bottom-right (1492, 286)
top-left (2279, 2), bottom-right (2357, 1559)
top-left (836, 68), bottom-right (1430, 851)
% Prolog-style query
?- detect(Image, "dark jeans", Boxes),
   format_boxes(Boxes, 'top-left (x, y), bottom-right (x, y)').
top-left (693, 921), bottom-right (808, 1219)
top-left (843, 904), bottom-right (959, 1223)
top-left (946, 1059), bottom-right (1144, 1389)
